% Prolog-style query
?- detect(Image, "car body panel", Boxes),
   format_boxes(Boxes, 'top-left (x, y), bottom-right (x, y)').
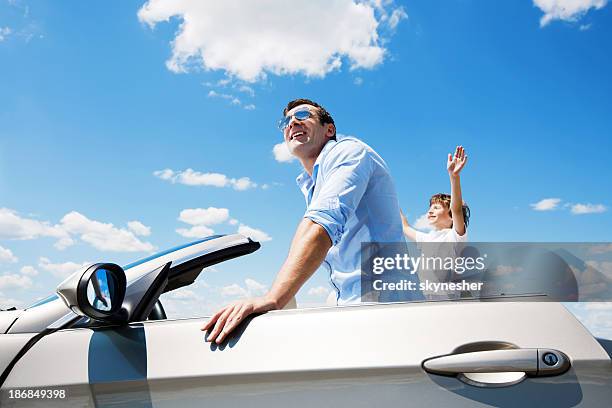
top-left (2, 301), bottom-right (610, 407)
top-left (7, 296), bottom-right (69, 334)
top-left (0, 333), bottom-right (37, 378)
top-left (0, 310), bottom-right (21, 334)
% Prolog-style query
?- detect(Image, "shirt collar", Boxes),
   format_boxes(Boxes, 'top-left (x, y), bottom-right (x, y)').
top-left (295, 138), bottom-right (338, 192)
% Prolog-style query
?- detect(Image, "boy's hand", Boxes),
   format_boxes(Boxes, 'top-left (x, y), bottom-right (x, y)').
top-left (447, 146), bottom-right (467, 178)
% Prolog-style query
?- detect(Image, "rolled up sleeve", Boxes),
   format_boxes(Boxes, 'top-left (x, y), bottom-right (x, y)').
top-left (304, 141), bottom-right (373, 245)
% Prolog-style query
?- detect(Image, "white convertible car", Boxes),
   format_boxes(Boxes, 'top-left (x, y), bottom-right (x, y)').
top-left (1, 234), bottom-right (611, 407)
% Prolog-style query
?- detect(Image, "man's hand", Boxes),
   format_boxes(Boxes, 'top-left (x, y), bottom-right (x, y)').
top-left (447, 145), bottom-right (467, 177)
top-left (201, 219), bottom-right (331, 344)
top-left (201, 296), bottom-right (277, 344)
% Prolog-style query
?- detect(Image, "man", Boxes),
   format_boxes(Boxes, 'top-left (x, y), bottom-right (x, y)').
top-left (202, 98), bottom-right (414, 343)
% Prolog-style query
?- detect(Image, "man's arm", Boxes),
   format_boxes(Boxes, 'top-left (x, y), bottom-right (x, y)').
top-left (201, 218), bottom-right (332, 344)
top-left (400, 210), bottom-right (417, 241)
top-left (447, 146), bottom-right (468, 236)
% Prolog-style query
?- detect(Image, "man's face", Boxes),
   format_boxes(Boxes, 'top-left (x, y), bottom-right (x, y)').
top-left (283, 104), bottom-right (335, 160)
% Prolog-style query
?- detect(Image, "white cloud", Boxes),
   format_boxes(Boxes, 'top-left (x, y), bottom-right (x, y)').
top-left (175, 208), bottom-right (271, 242)
top-left (387, 7), bottom-right (408, 30)
top-left (153, 168), bottom-right (175, 181)
top-left (308, 286), bottom-right (332, 298)
top-left (0, 245), bottom-right (18, 263)
top-left (0, 273), bottom-right (32, 290)
top-left (220, 278), bottom-right (267, 298)
top-left (413, 213), bottom-right (433, 231)
top-left (585, 260), bottom-right (612, 280)
top-left (588, 244), bottom-right (612, 255)
top-left (232, 177), bottom-right (257, 191)
top-left (273, 142), bottom-right (295, 163)
top-left (238, 224), bottom-right (272, 242)
top-left (326, 290), bottom-right (338, 306)
top-left (0, 208), bottom-right (152, 252)
top-left (177, 169), bottom-right (229, 187)
top-left (584, 302), bottom-right (612, 311)
top-left (0, 208), bottom-right (70, 245)
top-left (138, 0), bottom-right (406, 82)
top-left (220, 283), bottom-right (247, 298)
top-left (565, 302), bottom-right (612, 339)
top-left (0, 291), bottom-right (23, 309)
top-left (166, 288), bottom-right (201, 301)
top-left (494, 265), bottom-right (524, 275)
top-left (354, 77), bottom-right (364, 86)
top-left (570, 203), bottom-right (607, 214)
top-left (176, 207), bottom-right (242, 239)
top-left (533, 0), bottom-right (607, 27)
top-left (38, 257), bottom-right (91, 279)
top-left (202, 81), bottom-right (255, 110)
top-left (238, 85), bottom-right (255, 97)
top-left (208, 90), bottom-right (241, 106)
top-left (179, 207), bottom-right (229, 226)
top-left (154, 168), bottom-right (258, 190)
top-left (191, 280), bottom-right (211, 289)
top-left (60, 212), bottom-right (155, 252)
top-left (127, 220), bottom-right (152, 237)
top-left (203, 78), bottom-right (235, 89)
top-left (54, 237), bottom-right (75, 250)
top-left (531, 198), bottom-right (562, 211)
top-left (20, 265), bottom-right (38, 276)
top-left (0, 27), bottom-right (11, 41)
top-left (528, 199), bottom-right (607, 215)
top-left (159, 287), bottom-right (220, 318)
top-left (245, 278), bottom-right (267, 296)
top-left (176, 225), bottom-right (215, 239)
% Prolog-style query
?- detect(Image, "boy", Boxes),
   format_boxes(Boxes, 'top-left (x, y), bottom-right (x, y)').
top-left (401, 146), bottom-right (470, 299)
top-left (401, 146), bottom-right (470, 243)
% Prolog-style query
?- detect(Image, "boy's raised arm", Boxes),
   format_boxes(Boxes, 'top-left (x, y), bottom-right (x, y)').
top-left (447, 146), bottom-right (468, 236)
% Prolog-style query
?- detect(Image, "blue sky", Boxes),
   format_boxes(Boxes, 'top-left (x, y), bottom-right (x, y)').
top-left (0, 0), bottom-right (610, 336)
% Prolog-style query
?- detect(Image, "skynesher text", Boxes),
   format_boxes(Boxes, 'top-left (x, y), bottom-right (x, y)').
top-left (373, 280), bottom-right (484, 292)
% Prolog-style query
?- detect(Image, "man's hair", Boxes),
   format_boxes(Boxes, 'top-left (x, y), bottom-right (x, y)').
top-left (429, 193), bottom-right (471, 228)
top-left (283, 98), bottom-right (336, 139)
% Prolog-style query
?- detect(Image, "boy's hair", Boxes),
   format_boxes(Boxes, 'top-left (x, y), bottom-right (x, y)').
top-left (283, 98), bottom-right (336, 139)
top-left (429, 193), bottom-right (470, 228)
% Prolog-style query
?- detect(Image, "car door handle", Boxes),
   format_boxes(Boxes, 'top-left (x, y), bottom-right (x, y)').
top-left (422, 348), bottom-right (570, 377)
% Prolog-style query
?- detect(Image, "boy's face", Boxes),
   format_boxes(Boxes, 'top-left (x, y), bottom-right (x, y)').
top-left (427, 202), bottom-right (453, 230)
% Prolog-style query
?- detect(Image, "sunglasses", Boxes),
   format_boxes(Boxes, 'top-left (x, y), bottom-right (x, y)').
top-left (278, 108), bottom-right (313, 132)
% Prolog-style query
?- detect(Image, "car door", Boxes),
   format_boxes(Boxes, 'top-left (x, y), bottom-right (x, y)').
top-left (138, 300), bottom-right (611, 408)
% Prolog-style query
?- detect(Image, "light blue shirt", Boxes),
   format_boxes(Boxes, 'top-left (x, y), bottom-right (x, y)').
top-left (296, 136), bottom-right (416, 305)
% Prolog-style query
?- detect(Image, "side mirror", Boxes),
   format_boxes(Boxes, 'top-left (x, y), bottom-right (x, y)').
top-left (56, 263), bottom-right (127, 322)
